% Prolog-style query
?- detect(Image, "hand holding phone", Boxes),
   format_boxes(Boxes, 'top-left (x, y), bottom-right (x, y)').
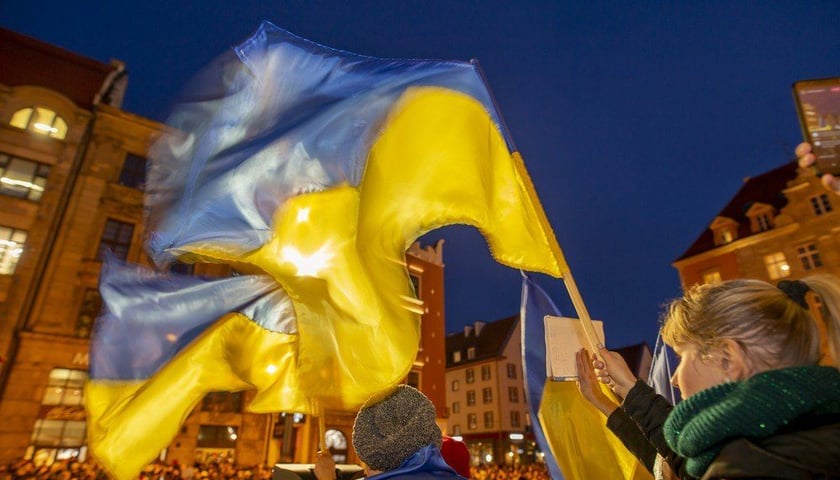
top-left (792, 77), bottom-right (840, 176)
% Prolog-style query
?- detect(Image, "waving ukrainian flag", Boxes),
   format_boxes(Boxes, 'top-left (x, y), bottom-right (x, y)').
top-left (86, 21), bottom-right (568, 479)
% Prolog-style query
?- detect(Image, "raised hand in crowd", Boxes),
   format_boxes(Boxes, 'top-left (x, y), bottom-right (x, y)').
top-left (575, 348), bottom-right (619, 415)
top-left (796, 142), bottom-right (840, 194)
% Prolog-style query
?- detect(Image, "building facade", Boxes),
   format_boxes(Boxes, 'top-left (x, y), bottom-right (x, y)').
top-left (0, 28), bottom-right (449, 470)
top-left (444, 316), bottom-right (536, 467)
top-left (673, 162), bottom-right (839, 286)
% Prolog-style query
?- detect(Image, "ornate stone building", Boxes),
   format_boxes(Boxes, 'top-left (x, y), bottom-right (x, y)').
top-left (0, 27), bottom-right (449, 470)
top-left (673, 161), bottom-right (839, 285)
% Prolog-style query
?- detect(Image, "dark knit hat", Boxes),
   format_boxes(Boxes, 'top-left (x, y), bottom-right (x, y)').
top-left (352, 385), bottom-right (442, 471)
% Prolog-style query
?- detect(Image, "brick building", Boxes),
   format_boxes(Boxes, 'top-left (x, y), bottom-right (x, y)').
top-left (0, 27), bottom-right (448, 469)
top-left (673, 161), bottom-right (839, 285)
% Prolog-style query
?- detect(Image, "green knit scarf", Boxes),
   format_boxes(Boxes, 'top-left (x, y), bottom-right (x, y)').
top-left (663, 365), bottom-right (840, 478)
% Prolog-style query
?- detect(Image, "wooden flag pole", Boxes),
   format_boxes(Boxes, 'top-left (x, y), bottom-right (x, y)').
top-left (563, 270), bottom-right (603, 353)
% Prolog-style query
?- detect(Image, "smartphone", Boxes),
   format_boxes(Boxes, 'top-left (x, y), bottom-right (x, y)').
top-left (792, 77), bottom-right (840, 176)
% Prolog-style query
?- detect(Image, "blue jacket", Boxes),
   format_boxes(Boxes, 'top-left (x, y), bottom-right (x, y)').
top-left (368, 445), bottom-right (467, 480)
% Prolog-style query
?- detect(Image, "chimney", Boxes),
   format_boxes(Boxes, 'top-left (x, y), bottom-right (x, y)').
top-left (464, 325), bottom-right (474, 337)
top-left (474, 321), bottom-right (486, 336)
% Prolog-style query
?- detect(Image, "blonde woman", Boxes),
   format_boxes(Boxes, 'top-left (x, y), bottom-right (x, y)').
top-left (580, 275), bottom-right (840, 480)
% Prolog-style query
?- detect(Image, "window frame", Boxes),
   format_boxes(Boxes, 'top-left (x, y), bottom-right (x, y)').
top-left (97, 218), bottom-right (135, 261)
top-left (797, 243), bottom-right (823, 271)
top-left (764, 252), bottom-right (790, 280)
top-left (0, 225), bottom-right (27, 275)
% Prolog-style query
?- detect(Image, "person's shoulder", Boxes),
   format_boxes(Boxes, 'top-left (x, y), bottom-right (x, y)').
top-left (707, 421), bottom-right (840, 479)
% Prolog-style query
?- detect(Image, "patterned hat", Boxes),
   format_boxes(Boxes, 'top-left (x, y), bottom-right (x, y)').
top-left (352, 385), bottom-right (442, 471)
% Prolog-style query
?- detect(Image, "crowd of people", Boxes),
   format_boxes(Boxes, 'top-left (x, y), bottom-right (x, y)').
top-left (0, 458), bottom-right (275, 480)
top-left (469, 464), bottom-right (549, 480)
top-left (1, 457), bottom-right (550, 480)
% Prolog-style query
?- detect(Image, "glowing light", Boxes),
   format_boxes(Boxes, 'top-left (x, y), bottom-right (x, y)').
top-left (781, 263), bottom-right (790, 272)
top-left (281, 245), bottom-right (333, 277)
top-left (1, 177), bottom-right (45, 191)
top-left (165, 333), bottom-right (178, 343)
top-left (11, 248), bottom-right (23, 258)
top-left (33, 122), bottom-right (58, 133)
top-left (266, 364), bottom-right (278, 374)
top-left (451, 435), bottom-right (463, 442)
top-left (509, 433), bottom-right (524, 441)
top-left (484, 454), bottom-right (493, 463)
top-left (230, 433), bottom-right (237, 440)
top-left (296, 207), bottom-right (310, 223)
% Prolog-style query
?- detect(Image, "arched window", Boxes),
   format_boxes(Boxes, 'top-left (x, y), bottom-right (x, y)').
top-left (10, 107), bottom-right (68, 140)
top-left (325, 429), bottom-right (348, 463)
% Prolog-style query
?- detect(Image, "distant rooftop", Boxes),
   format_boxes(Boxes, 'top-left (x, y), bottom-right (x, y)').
top-left (445, 315), bottom-right (518, 368)
top-left (0, 27), bottom-right (124, 109)
top-left (676, 162), bottom-right (798, 261)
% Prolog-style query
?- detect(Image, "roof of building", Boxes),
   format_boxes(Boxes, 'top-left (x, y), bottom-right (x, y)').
top-left (445, 315), bottom-right (518, 368)
top-left (613, 342), bottom-right (651, 378)
top-left (676, 162), bottom-right (799, 261)
top-left (0, 27), bottom-right (122, 110)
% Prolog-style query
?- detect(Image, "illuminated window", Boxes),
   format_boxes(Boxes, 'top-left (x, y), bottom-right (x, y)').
top-left (452, 351), bottom-right (461, 363)
top-left (325, 429), bottom-right (348, 464)
top-left (467, 414), bottom-right (477, 430)
top-left (483, 411), bottom-right (494, 428)
top-left (31, 419), bottom-right (86, 448)
top-left (510, 411), bottom-right (521, 428)
top-left (798, 244), bottom-right (823, 271)
top-left (0, 226), bottom-right (27, 275)
top-left (75, 288), bottom-right (102, 338)
top-left (42, 369), bottom-right (87, 406)
top-left (197, 425), bottom-right (238, 448)
top-left (509, 386), bottom-right (519, 403)
top-left (482, 387), bottom-right (493, 404)
top-left (465, 368), bottom-right (475, 384)
top-left (764, 252), bottom-right (790, 280)
top-left (451, 380), bottom-right (460, 392)
top-left (702, 269), bottom-right (722, 284)
top-left (466, 390), bottom-right (475, 406)
top-left (481, 365), bottom-right (491, 381)
top-left (506, 363), bottom-right (517, 379)
top-left (118, 154), bottom-right (146, 190)
top-left (97, 219), bottom-right (134, 260)
top-left (29, 369), bottom-right (88, 463)
top-left (811, 194), bottom-right (833, 215)
top-left (0, 153), bottom-right (50, 201)
top-left (10, 107), bottom-right (68, 140)
top-left (452, 402), bottom-right (460, 414)
top-left (467, 347), bottom-right (476, 360)
top-left (720, 230), bottom-right (733, 244)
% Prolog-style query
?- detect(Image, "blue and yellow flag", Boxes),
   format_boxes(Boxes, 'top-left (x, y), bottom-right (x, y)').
top-left (86, 21), bottom-right (567, 479)
top-left (521, 275), bottom-right (652, 480)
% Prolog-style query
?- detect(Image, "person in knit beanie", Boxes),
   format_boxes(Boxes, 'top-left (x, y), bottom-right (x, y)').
top-left (314, 385), bottom-right (465, 480)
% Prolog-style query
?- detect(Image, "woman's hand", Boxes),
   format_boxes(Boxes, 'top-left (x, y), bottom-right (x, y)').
top-left (594, 347), bottom-right (637, 398)
top-left (576, 348), bottom-right (619, 415)
top-left (313, 451), bottom-right (336, 480)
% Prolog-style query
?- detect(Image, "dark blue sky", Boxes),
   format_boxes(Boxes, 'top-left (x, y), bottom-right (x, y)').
top-left (3, 1), bottom-right (838, 349)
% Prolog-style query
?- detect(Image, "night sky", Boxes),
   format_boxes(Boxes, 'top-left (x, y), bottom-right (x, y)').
top-left (3, 1), bottom-right (838, 350)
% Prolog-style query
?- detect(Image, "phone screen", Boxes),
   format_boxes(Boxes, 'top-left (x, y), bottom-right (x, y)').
top-left (793, 77), bottom-right (840, 176)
